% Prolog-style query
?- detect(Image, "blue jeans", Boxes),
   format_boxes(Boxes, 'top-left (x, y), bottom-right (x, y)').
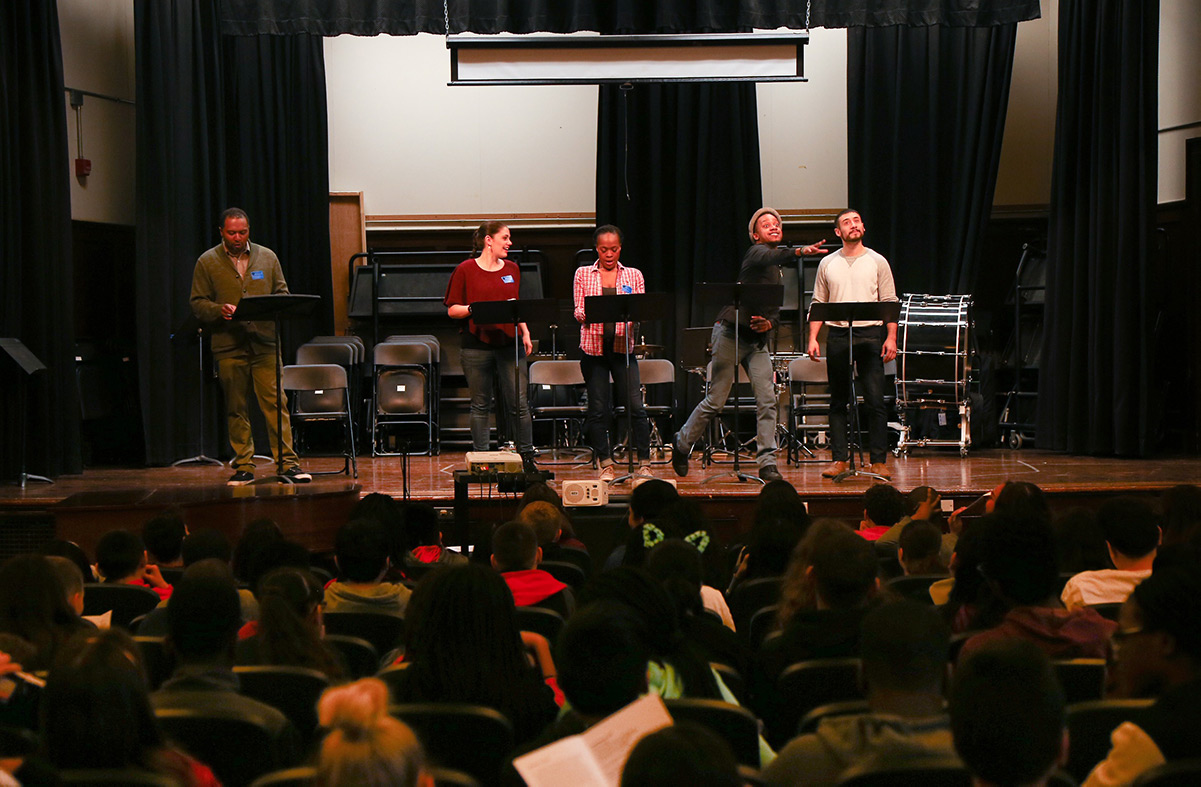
top-left (580, 352), bottom-right (651, 463)
top-left (826, 325), bottom-right (888, 464)
top-left (677, 323), bottom-right (777, 468)
top-left (460, 345), bottom-right (533, 453)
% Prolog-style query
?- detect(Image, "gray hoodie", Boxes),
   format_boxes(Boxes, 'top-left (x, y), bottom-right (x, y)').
top-left (324, 581), bottom-right (411, 617)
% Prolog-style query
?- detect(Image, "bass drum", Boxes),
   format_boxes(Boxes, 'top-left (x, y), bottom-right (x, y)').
top-left (897, 294), bottom-right (972, 407)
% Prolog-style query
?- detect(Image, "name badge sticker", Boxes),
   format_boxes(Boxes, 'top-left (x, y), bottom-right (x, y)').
top-left (250, 270), bottom-right (265, 280)
top-left (622, 285), bottom-right (633, 294)
top-left (501, 275), bottom-right (515, 284)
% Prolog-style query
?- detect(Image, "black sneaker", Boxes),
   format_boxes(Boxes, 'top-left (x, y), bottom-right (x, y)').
top-left (227, 470), bottom-right (254, 486)
top-left (759, 464), bottom-right (784, 482)
top-left (283, 467), bottom-right (312, 483)
top-left (521, 453), bottom-right (539, 474)
top-left (671, 434), bottom-right (690, 477)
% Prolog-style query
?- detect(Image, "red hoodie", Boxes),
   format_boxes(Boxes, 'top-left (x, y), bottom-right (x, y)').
top-left (502, 569), bottom-right (568, 607)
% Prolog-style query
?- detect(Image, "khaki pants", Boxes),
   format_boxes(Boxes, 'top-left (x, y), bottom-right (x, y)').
top-left (217, 348), bottom-right (299, 471)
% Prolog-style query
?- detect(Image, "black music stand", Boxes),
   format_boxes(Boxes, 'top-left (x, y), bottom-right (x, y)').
top-left (231, 294), bottom-right (320, 484)
top-left (469, 298), bottom-right (558, 465)
top-left (584, 292), bottom-right (673, 484)
top-left (807, 300), bottom-right (901, 483)
top-left (0, 338), bottom-right (52, 489)
top-left (695, 282), bottom-right (784, 486)
top-left (170, 314), bottom-right (223, 467)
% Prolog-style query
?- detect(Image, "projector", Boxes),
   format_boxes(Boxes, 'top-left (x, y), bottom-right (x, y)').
top-left (562, 480), bottom-right (609, 507)
top-left (465, 451), bottom-right (524, 473)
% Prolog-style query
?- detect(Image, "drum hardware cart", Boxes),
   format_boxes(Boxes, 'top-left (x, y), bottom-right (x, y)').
top-left (997, 244), bottom-right (1044, 449)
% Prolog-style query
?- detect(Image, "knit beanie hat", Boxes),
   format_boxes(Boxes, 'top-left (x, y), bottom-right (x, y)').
top-left (748, 207), bottom-right (782, 241)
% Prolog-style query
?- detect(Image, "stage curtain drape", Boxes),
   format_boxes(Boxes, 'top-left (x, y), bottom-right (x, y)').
top-left (0, 0), bottom-right (82, 480)
top-left (594, 83), bottom-right (763, 358)
top-left (1036, 0), bottom-right (1158, 456)
top-left (846, 23), bottom-right (1017, 296)
top-left (135, 0), bottom-right (332, 466)
top-left (217, 0), bottom-right (1039, 35)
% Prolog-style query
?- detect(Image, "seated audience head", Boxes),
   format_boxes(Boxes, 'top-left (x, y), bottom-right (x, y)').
top-left (317, 678), bottom-right (429, 787)
top-left (400, 501), bottom-right (440, 549)
top-left (43, 628), bottom-right (169, 772)
top-left (620, 722), bottom-right (740, 787)
top-left (46, 555), bottom-right (86, 616)
top-left (38, 539), bottom-right (96, 583)
top-left (748, 481), bottom-right (811, 577)
top-left (491, 520), bottom-right (540, 573)
top-left (350, 492), bottom-right (406, 555)
top-left (645, 539), bottom-right (705, 619)
top-left (95, 529), bottom-right (146, 582)
top-left (1052, 508), bottom-right (1110, 574)
top-left (905, 485), bottom-right (942, 524)
top-left (517, 501), bottom-right (568, 547)
top-left (990, 480), bottom-right (1051, 525)
top-left (1110, 564), bottom-right (1201, 698)
top-left (142, 509), bottom-right (187, 565)
top-left (979, 512), bottom-right (1059, 608)
top-left (898, 520), bottom-right (946, 576)
top-left (860, 600), bottom-right (950, 704)
top-left (166, 559), bottom-right (242, 666)
top-left (245, 539), bottom-right (313, 595)
top-left (810, 526), bottom-right (879, 610)
top-left (777, 518), bottom-right (855, 624)
top-left (754, 479), bottom-right (809, 528)
top-left (864, 483), bottom-right (906, 530)
top-left (0, 554), bottom-right (84, 670)
top-left (518, 481), bottom-right (564, 514)
top-left (232, 518), bottom-right (283, 584)
top-left (1096, 497), bottom-right (1161, 568)
top-left (181, 528), bottom-right (233, 566)
top-left (627, 479), bottom-right (679, 528)
top-left (557, 601), bottom-right (650, 718)
top-left (335, 518), bottom-right (391, 583)
top-left (627, 499), bottom-right (720, 585)
top-left (1160, 484), bottom-right (1201, 546)
top-left (951, 639), bottom-right (1067, 787)
top-left (254, 566), bottom-right (341, 677)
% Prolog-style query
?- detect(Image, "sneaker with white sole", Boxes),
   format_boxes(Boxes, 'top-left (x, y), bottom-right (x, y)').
top-left (283, 467), bottom-right (312, 483)
top-left (227, 470), bottom-right (254, 486)
top-left (599, 464), bottom-right (617, 483)
top-left (636, 465), bottom-right (654, 479)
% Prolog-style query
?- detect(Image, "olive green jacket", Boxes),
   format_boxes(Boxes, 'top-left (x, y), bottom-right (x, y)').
top-left (190, 242), bottom-right (289, 360)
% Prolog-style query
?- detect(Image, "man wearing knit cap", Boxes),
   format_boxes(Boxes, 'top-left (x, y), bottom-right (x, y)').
top-left (672, 207), bottom-right (827, 482)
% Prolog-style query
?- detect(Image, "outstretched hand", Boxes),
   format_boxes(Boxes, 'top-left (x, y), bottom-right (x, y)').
top-left (800, 240), bottom-right (829, 256)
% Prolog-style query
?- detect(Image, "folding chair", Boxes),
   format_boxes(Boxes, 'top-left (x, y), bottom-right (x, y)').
top-left (527, 360), bottom-right (590, 464)
top-left (614, 358), bottom-right (677, 462)
top-left (373, 341), bottom-right (437, 455)
top-left (282, 364), bottom-right (357, 477)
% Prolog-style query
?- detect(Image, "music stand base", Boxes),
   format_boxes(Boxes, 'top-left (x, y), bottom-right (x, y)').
top-left (250, 474), bottom-right (293, 486)
top-left (172, 455), bottom-right (224, 468)
top-left (701, 468), bottom-right (765, 486)
top-left (18, 473), bottom-right (53, 490)
top-left (832, 468), bottom-right (889, 484)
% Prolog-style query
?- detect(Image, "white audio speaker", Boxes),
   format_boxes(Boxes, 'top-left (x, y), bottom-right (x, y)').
top-left (562, 480), bottom-right (608, 507)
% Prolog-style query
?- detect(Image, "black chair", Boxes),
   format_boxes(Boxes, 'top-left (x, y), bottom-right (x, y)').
top-left (376, 662), bottom-right (412, 700)
top-left (249, 767), bottom-right (317, 787)
top-left (154, 706), bottom-right (300, 787)
top-left (282, 363), bottom-right (358, 477)
top-left (234, 666), bottom-right (330, 746)
top-left (158, 567), bottom-right (185, 585)
top-left (711, 662), bottom-right (746, 704)
top-left (1087, 603), bottom-right (1123, 622)
top-left (885, 575), bottom-right (945, 605)
top-left (728, 578), bottom-right (783, 636)
top-left (389, 703), bottom-right (515, 786)
top-left (538, 560), bottom-right (585, 589)
top-left (1133, 759), bottom-right (1201, 786)
top-left (836, 756), bottom-right (970, 786)
top-left (323, 634), bottom-right (381, 679)
top-left (322, 612), bottom-right (406, 658)
top-left (1053, 659), bottom-right (1107, 705)
top-left (59, 771), bottom-right (176, 786)
top-left (773, 658), bottom-right (864, 748)
top-left (133, 636), bottom-right (174, 691)
top-left (1066, 699), bottom-right (1155, 782)
top-left (514, 607), bottom-right (565, 644)
top-left (527, 359), bottom-right (590, 463)
top-left (82, 583), bottom-right (162, 630)
top-left (665, 698), bottom-right (761, 768)
top-left (551, 545), bottom-right (591, 578)
top-left (0, 725), bottom-right (40, 757)
top-left (373, 340), bottom-right (437, 456)
top-left (798, 700), bottom-right (873, 734)
top-left (747, 605), bottom-right (780, 650)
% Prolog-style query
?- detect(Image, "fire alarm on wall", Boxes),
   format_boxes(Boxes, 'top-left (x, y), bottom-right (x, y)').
top-left (75, 158), bottom-right (91, 177)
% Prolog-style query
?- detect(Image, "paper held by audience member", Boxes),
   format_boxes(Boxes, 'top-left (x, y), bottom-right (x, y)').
top-left (513, 693), bottom-right (674, 787)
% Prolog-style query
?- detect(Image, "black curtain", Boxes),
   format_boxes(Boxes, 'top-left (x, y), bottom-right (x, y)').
top-left (595, 83), bottom-right (763, 357)
top-left (1036, 0), bottom-right (1158, 456)
top-left (135, 0), bottom-right (332, 467)
top-left (846, 23), bottom-right (1017, 297)
top-left (218, 0), bottom-right (1039, 35)
top-left (0, 0), bottom-right (82, 479)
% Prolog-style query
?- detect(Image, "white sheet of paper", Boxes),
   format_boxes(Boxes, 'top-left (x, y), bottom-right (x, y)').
top-left (82, 610), bottom-right (112, 629)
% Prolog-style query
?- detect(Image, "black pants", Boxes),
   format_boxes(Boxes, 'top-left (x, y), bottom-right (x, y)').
top-left (580, 352), bottom-right (650, 463)
top-left (826, 325), bottom-right (888, 464)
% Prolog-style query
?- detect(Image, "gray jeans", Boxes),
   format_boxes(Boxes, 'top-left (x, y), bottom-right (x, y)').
top-left (460, 344), bottom-right (533, 453)
top-left (677, 322), bottom-right (777, 467)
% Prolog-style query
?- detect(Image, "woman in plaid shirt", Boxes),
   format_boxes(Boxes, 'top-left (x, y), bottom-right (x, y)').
top-left (573, 225), bottom-right (653, 483)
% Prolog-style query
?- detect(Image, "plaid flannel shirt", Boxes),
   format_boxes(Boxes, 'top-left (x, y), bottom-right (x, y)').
top-left (573, 261), bottom-right (646, 356)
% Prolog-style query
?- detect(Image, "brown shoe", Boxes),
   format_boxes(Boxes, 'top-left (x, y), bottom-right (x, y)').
top-left (870, 462), bottom-right (892, 480)
top-left (821, 461), bottom-right (848, 479)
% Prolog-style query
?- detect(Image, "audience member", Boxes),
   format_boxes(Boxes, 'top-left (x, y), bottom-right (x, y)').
top-left (327, 519), bottom-right (412, 618)
top-left (316, 678), bottom-right (431, 787)
top-left (517, 500), bottom-right (585, 564)
top-left (45, 555), bottom-right (87, 617)
top-left (517, 481), bottom-right (587, 551)
top-left (96, 529), bottom-right (173, 600)
top-left (37, 539), bottom-right (97, 583)
top-left (139, 528), bottom-right (256, 636)
top-left (1159, 484), bottom-right (1201, 547)
top-left (152, 559), bottom-right (301, 767)
top-left (1061, 497), bottom-right (1159, 610)
top-left (959, 513), bottom-right (1115, 661)
top-left (951, 639), bottom-right (1068, 787)
top-left (729, 481), bottom-right (811, 592)
top-left (764, 600), bottom-right (954, 786)
top-left (1084, 565), bottom-right (1201, 785)
top-left (857, 484), bottom-right (906, 541)
top-left (991, 480), bottom-right (1052, 524)
top-left (621, 723), bottom-right (741, 787)
top-left (876, 485), bottom-right (942, 544)
top-left (231, 518), bottom-right (284, 586)
top-left (490, 520), bottom-right (575, 617)
top-left (41, 629), bottom-right (220, 785)
top-left (898, 520), bottom-right (947, 576)
top-left (393, 564), bottom-right (558, 745)
top-left (605, 479), bottom-right (679, 570)
top-left (929, 519), bottom-right (997, 619)
top-left (349, 491), bottom-right (408, 570)
top-left (1053, 508), bottom-right (1112, 575)
top-left (0, 554), bottom-right (91, 671)
top-left (775, 519), bottom-right (856, 625)
top-left (143, 509), bottom-right (188, 569)
top-left (400, 501), bottom-right (466, 571)
top-left (236, 566), bottom-right (345, 680)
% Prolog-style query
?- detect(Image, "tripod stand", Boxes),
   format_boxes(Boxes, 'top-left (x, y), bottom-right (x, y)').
top-left (583, 292), bottom-right (673, 484)
top-left (807, 300), bottom-right (900, 483)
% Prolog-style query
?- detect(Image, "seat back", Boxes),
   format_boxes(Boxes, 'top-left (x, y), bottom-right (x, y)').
top-left (154, 706), bottom-right (295, 786)
top-left (728, 577), bottom-right (783, 635)
top-left (377, 368), bottom-right (428, 414)
top-left (637, 358), bottom-right (677, 386)
top-left (1066, 699), bottom-right (1155, 782)
top-left (885, 574), bottom-right (945, 605)
top-left (296, 342), bottom-right (356, 368)
top-left (788, 356), bottom-right (828, 384)
top-left (1087, 602), bottom-right (1122, 621)
top-left (389, 703), bottom-right (515, 786)
top-left (322, 634), bottom-right (380, 679)
top-left (322, 612), bottom-right (406, 658)
top-left (747, 605), bottom-right (780, 649)
top-left (798, 699), bottom-right (872, 734)
top-left (1053, 659), bottom-right (1106, 705)
top-left (133, 636), bottom-right (175, 691)
top-left (248, 766), bottom-right (318, 787)
top-left (514, 606), bottom-right (565, 643)
top-left (374, 341), bottom-right (433, 367)
top-left (283, 364), bottom-right (349, 415)
top-left (538, 560), bottom-right (585, 589)
top-left (774, 658), bottom-right (864, 746)
top-left (710, 662), bottom-right (746, 704)
top-left (234, 666), bottom-right (330, 745)
top-left (527, 359), bottom-right (585, 387)
top-left (837, 756), bottom-right (971, 787)
top-left (82, 584), bottom-right (163, 630)
top-left (664, 698), bottom-right (761, 768)
top-left (1131, 759), bottom-right (1201, 787)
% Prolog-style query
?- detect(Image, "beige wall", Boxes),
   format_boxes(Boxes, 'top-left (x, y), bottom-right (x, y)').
top-left (58, 0), bottom-right (136, 224)
top-left (994, 0), bottom-right (1057, 207)
top-left (1159, 0), bottom-right (1201, 204)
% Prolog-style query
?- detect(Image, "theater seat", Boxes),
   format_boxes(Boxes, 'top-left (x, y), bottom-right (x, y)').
top-left (154, 705), bottom-right (301, 786)
top-left (665, 698), bottom-right (761, 768)
top-left (389, 703), bottom-right (514, 786)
